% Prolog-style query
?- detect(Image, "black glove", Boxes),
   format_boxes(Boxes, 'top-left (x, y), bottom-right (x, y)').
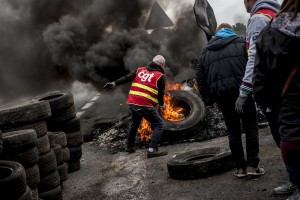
top-left (103, 82), bottom-right (116, 89)
top-left (235, 96), bottom-right (247, 114)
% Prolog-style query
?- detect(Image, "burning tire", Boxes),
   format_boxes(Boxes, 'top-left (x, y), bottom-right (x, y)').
top-left (167, 147), bottom-right (233, 180)
top-left (159, 90), bottom-right (205, 141)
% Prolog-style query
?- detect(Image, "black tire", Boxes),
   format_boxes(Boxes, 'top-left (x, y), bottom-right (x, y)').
top-left (0, 161), bottom-right (27, 199)
top-left (3, 129), bottom-right (37, 151)
top-left (47, 105), bottom-right (76, 123)
top-left (66, 131), bottom-right (83, 147)
top-left (57, 162), bottom-right (68, 182)
top-left (69, 146), bottom-right (82, 162)
top-left (0, 130), bottom-right (3, 159)
top-left (2, 121), bottom-right (47, 138)
top-left (158, 90), bottom-right (206, 142)
top-left (35, 91), bottom-right (74, 111)
top-left (167, 147), bottom-right (234, 180)
top-left (39, 185), bottom-right (63, 200)
top-left (18, 186), bottom-right (33, 200)
top-left (36, 134), bottom-right (50, 155)
top-left (3, 147), bottom-right (39, 168)
top-left (0, 99), bottom-right (51, 128)
top-left (68, 160), bottom-right (81, 173)
top-left (62, 147), bottom-right (70, 162)
top-left (54, 132), bottom-right (67, 148)
top-left (38, 149), bottom-right (57, 177)
top-left (47, 132), bottom-right (56, 148)
top-left (38, 170), bottom-right (60, 193)
top-left (25, 164), bottom-right (40, 189)
top-left (52, 145), bottom-right (63, 165)
top-left (47, 117), bottom-right (81, 133)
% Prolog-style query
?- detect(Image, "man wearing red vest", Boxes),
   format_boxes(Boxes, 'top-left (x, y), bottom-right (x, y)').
top-left (104, 55), bottom-right (167, 158)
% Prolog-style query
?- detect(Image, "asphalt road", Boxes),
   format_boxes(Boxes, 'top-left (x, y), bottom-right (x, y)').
top-left (62, 127), bottom-right (290, 200)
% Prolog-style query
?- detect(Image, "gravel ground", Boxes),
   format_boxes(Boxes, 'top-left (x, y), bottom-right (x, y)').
top-left (63, 127), bottom-right (290, 200)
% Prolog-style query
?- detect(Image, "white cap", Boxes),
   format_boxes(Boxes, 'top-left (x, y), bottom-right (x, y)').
top-left (153, 55), bottom-right (165, 67)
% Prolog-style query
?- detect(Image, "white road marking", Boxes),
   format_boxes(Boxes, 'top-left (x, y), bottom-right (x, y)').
top-left (81, 102), bottom-right (94, 110)
top-left (90, 96), bottom-right (100, 101)
top-left (76, 111), bottom-right (86, 118)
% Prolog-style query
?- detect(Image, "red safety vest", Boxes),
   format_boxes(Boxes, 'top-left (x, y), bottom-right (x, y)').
top-left (127, 67), bottom-right (163, 107)
top-left (246, 9), bottom-right (277, 54)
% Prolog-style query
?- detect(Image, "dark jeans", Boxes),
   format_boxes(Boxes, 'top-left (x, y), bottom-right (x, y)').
top-left (127, 105), bottom-right (164, 149)
top-left (281, 140), bottom-right (300, 188)
top-left (217, 95), bottom-right (260, 169)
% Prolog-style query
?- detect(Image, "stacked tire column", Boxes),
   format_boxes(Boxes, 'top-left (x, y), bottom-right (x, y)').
top-left (37, 91), bottom-right (83, 173)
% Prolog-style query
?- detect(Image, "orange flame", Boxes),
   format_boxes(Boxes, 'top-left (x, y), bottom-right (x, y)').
top-left (137, 81), bottom-right (186, 142)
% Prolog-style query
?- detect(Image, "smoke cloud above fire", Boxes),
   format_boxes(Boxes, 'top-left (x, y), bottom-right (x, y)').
top-left (0, 0), bottom-right (207, 104)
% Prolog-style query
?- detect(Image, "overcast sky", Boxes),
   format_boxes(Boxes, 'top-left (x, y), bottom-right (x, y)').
top-left (162, 0), bottom-right (283, 25)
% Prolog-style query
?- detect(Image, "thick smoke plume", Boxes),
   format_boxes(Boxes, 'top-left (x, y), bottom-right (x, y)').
top-left (0, 0), bottom-right (206, 104)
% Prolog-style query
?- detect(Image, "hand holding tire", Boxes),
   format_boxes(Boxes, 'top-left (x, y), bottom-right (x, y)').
top-left (103, 82), bottom-right (116, 89)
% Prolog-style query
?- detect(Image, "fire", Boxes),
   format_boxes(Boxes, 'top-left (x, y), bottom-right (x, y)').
top-left (137, 81), bottom-right (186, 142)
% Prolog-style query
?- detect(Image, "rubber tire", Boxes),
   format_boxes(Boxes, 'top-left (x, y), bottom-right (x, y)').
top-left (0, 161), bottom-right (27, 199)
top-left (167, 147), bottom-right (234, 180)
top-left (38, 149), bottom-right (57, 177)
top-left (68, 160), bottom-right (81, 173)
top-left (35, 91), bottom-right (74, 111)
top-left (39, 185), bottom-right (63, 200)
top-left (62, 147), bottom-right (70, 162)
top-left (47, 117), bottom-right (81, 133)
top-left (2, 121), bottom-right (47, 138)
top-left (47, 105), bottom-right (76, 123)
top-left (3, 147), bottom-right (39, 168)
top-left (0, 130), bottom-right (3, 159)
top-left (66, 131), bottom-right (83, 147)
top-left (18, 186), bottom-right (33, 200)
top-left (25, 164), bottom-right (40, 189)
top-left (0, 99), bottom-right (51, 128)
top-left (52, 145), bottom-right (63, 165)
top-left (38, 170), bottom-right (60, 193)
top-left (3, 129), bottom-right (37, 151)
top-left (158, 90), bottom-right (206, 142)
top-left (54, 132), bottom-right (67, 148)
top-left (47, 132), bottom-right (56, 148)
top-left (69, 146), bottom-right (82, 162)
top-left (57, 162), bottom-right (68, 182)
top-left (36, 135), bottom-right (50, 155)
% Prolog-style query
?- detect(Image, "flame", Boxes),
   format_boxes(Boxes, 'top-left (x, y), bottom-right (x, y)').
top-left (137, 81), bottom-right (186, 142)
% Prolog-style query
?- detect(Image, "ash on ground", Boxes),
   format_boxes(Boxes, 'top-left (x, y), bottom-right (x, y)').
top-left (90, 107), bottom-right (227, 152)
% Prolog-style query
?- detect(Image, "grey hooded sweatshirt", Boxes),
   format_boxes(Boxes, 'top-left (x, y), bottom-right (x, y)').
top-left (239, 0), bottom-right (280, 97)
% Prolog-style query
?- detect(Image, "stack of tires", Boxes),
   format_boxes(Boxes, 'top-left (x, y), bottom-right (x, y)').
top-left (36, 91), bottom-right (83, 173)
top-left (0, 99), bottom-right (63, 200)
top-left (48, 132), bottom-right (68, 187)
top-left (0, 161), bottom-right (33, 200)
top-left (2, 130), bottom-right (39, 199)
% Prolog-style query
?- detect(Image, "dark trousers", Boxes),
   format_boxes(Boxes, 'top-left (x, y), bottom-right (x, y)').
top-left (217, 96), bottom-right (260, 169)
top-left (127, 105), bottom-right (164, 149)
top-left (281, 140), bottom-right (300, 189)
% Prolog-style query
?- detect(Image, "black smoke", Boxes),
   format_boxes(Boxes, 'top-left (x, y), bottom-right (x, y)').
top-left (0, 0), bottom-right (207, 104)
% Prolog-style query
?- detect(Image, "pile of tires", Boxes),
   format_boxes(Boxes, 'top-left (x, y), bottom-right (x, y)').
top-left (0, 161), bottom-right (33, 200)
top-left (48, 132), bottom-right (69, 186)
top-left (0, 98), bottom-right (63, 200)
top-left (35, 91), bottom-right (83, 173)
top-left (2, 130), bottom-right (40, 198)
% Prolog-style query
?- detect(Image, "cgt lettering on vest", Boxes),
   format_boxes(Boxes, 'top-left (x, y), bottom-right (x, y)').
top-left (138, 70), bottom-right (155, 82)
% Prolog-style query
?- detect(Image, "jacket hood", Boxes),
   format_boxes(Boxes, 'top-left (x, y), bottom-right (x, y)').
top-left (146, 62), bottom-right (165, 73)
top-left (206, 36), bottom-right (239, 50)
top-left (215, 28), bottom-right (237, 38)
top-left (251, 0), bottom-right (280, 15)
top-left (271, 12), bottom-right (300, 38)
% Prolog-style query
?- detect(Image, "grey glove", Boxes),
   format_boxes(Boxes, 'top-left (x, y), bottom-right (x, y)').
top-left (235, 96), bottom-right (247, 114)
top-left (160, 103), bottom-right (166, 110)
top-left (103, 82), bottom-right (116, 89)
